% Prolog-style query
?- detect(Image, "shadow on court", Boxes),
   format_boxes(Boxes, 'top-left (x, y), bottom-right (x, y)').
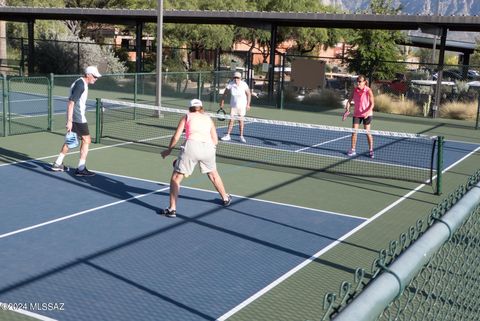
top-left (0, 147), bottom-right (33, 164)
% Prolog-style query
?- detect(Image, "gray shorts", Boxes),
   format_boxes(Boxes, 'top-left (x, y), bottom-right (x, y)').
top-left (175, 140), bottom-right (217, 176)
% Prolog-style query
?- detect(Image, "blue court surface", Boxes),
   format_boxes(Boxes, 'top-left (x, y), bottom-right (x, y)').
top-left (0, 161), bottom-right (365, 321)
top-left (5, 92), bottom-right (96, 117)
top-left (218, 122), bottom-right (479, 170)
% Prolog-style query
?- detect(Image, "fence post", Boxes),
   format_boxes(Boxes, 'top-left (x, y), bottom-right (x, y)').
top-left (48, 73), bottom-right (54, 131)
top-left (476, 95), bottom-right (479, 130)
top-left (197, 72), bottom-right (202, 99)
top-left (1, 74), bottom-right (6, 137)
top-left (134, 73), bottom-right (138, 103)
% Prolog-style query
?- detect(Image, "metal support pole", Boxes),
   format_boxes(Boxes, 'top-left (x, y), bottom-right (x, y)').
top-left (135, 21), bottom-right (143, 73)
top-left (432, 27), bottom-right (447, 118)
top-left (268, 24), bottom-right (277, 102)
top-left (27, 20), bottom-right (34, 75)
top-left (475, 95), bottom-right (480, 130)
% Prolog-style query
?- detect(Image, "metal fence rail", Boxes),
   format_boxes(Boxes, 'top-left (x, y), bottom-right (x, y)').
top-left (322, 169), bottom-right (480, 321)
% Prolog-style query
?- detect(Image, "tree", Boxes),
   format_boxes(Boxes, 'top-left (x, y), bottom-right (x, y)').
top-left (162, 0), bottom-right (245, 70)
top-left (346, 0), bottom-right (406, 80)
top-left (471, 41), bottom-right (480, 67)
top-left (235, 0), bottom-right (340, 61)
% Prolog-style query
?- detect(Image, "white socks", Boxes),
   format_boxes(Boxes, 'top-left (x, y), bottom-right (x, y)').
top-left (77, 159), bottom-right (86, 171)
top-left (55, 153), bottom-right (66, 165)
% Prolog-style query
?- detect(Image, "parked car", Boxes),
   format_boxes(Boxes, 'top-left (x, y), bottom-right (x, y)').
top-left (467, 69), bottom-right (480, 79)
top-left (433, 69), bottom-right (479, 81)
top-left (433, 69), bottom-right (463, 81)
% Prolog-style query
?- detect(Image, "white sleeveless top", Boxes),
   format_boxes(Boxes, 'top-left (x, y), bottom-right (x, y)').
top-left (184, 112), bottom-right (213, 143)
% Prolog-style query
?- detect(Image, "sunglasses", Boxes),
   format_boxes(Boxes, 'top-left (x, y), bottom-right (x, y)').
top-left (233, 77), bottom-right (240, 79)
top-left (92, 75), bottom-right (98, 79)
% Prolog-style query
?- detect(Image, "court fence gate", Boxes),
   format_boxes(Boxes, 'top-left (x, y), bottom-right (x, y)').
top-left (321, 169), bottom-right (480, 321)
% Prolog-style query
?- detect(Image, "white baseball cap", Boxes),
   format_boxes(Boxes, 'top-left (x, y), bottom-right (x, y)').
top-left (233, 71), bottom-right (242, 78)
top-left (190, 98), bottom-right (203, 107)
top-left (84, 66), bottom-right (102, 78)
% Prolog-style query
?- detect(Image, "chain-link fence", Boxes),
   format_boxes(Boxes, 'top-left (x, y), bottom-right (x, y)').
top-left (322, 169), bottom-right (480, 321)
top-left (0, 66), bottom-right (479, 138)
top-left (1, 75), bottom-right (4, 137)
top-left (7, 76), bottom-right (50, 136)
top-left (2, 34), bottom-right (479, 126)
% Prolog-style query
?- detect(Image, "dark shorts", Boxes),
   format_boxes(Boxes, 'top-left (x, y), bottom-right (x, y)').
top-left (353, 116), bottom-right (372, 125)
top-left (72, 122), bottom-right (90, 137)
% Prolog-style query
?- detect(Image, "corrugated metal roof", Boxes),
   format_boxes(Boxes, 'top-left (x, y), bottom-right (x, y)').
top-left (0, 6), bottom-right (479, 32)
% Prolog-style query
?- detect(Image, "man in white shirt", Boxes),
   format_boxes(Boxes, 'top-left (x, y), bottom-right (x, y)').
top-left (219, 71), bottom-right (251, 143)
top-left (51, 66), bottom-right (101, 176)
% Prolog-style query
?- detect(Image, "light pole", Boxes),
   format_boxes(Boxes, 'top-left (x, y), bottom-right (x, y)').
top-left (156, 0), bottom-right (163, 109)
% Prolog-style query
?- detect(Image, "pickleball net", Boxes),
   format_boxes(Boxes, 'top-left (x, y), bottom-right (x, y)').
top-left (96, 99), bottom-right (442, 186)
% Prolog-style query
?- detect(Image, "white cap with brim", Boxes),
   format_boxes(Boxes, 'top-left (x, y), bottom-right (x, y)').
top-left (85, 66), bottom-right (102, 78)
top-left (233, 71), bottom-right (242, 78)
top-left (190, 98), bottom-right (203, 107)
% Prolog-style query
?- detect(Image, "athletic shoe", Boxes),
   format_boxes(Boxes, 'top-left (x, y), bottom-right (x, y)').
top-left (223, 194), bottom-right (232, 206)
top-left (75, 168), bottom-right (96, 177)
top-left (158, 208), bottom-right (176, 218)
top-left (221, 134), bottom-right (231, 141)
top-left (51, 163), bottom-right (65, 172)
top-left (240, 136), bottom-right (247, 143)
top-left (369, 150), bottom-right (375, 159)
top-left (347, 149), bottom-right (356, 157)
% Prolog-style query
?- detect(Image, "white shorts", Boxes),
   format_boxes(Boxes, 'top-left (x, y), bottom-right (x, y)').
top-left (230, 106), bottom-right (247, 117)
top-left (175, 140), bottom-right (216, 177)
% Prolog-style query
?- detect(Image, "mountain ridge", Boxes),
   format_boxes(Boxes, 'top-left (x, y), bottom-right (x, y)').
top-left (323, 0), bottom-right (480, 16)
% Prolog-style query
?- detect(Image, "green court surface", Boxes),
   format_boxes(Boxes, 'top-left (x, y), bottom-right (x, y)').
top-left (1, 104), bottom-right (479, 321)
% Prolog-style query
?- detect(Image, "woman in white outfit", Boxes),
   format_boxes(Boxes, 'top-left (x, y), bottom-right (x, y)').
top-left (220, 71), bottom-right (251, 143)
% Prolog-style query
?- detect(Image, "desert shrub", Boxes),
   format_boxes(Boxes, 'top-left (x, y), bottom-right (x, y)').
top-left (439, 101), bottom-right (477, 120)
top-left (35, 33), bottom-right (126, 75)
top-left (375, 94), bottom-right (421, 116)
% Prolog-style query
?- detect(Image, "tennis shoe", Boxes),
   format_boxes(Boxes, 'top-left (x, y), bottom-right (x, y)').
top-left (221, 134), bottom-right (231, 141)
top-left (51, 163), bottom-right (66, 172)
top-left (75, 168), bottom-right (95, 177)
top-left (369, 150), bottom-right (375, 159)
top-left (223, 194), bottom-right (232, 206)
top-left (347, 149), bottom-right (356, 157)
top-left (158, 208), bottom-right (176, 218)
top-left (240, 136), bottom-right (247, 143)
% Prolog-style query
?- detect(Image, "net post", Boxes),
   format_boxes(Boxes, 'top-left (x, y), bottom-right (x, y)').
top-left (1, 74), bottom-right (6, 137)
top-left (48, 73), bottom-right (54, 131)
top-left (436, 136), bottom-right (444, 195)
top-left (95, 98), bottom-right (101, 144)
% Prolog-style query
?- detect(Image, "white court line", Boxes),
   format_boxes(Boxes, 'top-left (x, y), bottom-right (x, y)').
top-left (0, 186), bottom-right (169, 240)
top-left (9, 98), bottom-right (47, 103)
top-left (295, 134), bottom-right (351, 152)
top-left (0, 133), bottom-right (172, 168)
top-left (1, 135), bottom-right (479, 318)
top-left (94, 170), bottom-right (367, 222)
top-left (217, 144), bottom-right (480, 321)
top-left (0, 302), bottom-right (58, 321)
top-left (0, 164), bottom-right (366, 240)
